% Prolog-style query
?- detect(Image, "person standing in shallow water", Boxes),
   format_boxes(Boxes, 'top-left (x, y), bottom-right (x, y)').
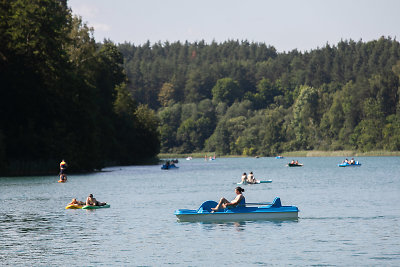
top-left (59, 159), bottom-right (67, 181)
top-left (60, 159), bottom-right (67, 175)
top-left (211, 187), bottom-right (245, 212)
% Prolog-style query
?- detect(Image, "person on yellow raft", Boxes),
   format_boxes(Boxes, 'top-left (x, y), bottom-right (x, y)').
top-left (68, 198), bottom-right (85, 205)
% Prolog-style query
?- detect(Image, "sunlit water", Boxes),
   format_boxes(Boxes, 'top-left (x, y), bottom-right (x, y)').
top-left (1, 157), bottom-right (399, 266)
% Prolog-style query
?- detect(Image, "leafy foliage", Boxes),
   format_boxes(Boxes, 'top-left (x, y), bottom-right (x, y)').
top-left (0, 0), bottom-right (159, 175)
top-left (120, 37), bottom-right (400, 155)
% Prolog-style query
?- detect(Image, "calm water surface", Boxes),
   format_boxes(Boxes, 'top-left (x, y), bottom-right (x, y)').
top-left (1, 157), bottom-right (400, 266)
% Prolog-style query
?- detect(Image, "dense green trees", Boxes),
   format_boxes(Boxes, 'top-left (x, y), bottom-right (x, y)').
top-left (0, 0), bottom-right (159, 175)
top-left (120, 37), bottom-right (400, 155)
top-left (212, 78), bottom-right (241, 105)
top-left (2, 1), bottom-right (399, 176)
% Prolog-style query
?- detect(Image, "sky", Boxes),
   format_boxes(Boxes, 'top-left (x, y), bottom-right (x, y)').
top-left (68, 0), bottom-right (400, 52)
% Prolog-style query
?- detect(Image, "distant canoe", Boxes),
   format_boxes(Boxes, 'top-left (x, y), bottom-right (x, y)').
top-left (237, 180), bottom-right (272, 185)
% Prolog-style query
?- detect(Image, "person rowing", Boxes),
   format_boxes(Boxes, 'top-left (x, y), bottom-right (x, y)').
top-left (211, 187), bottom-right (245, 212)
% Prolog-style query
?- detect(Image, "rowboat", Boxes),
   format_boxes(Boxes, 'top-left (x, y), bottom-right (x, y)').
top-left (338, 161), bottom-right (361, 167)
top-left (276, 156), bottom-right (284, 159)
top-left (237, 180), bottom-right (272, 185)
top-left (58, 180), bottom-right (67, 183)
top-left (174, 197), bottom-right (298, 222)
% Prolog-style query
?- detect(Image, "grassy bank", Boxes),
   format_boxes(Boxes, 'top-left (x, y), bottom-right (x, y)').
top-left (158, 152), bottom-right (247, 159)
top-left (282, 150), bottom-right (400, 157)
top-left (158, 150), bottom-right (400, 159)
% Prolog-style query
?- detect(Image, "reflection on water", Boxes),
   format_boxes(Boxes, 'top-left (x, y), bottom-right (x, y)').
top-left (195, 221), bottom-right (248, 231)
top-left (183, 218), bottom-right (299, 232)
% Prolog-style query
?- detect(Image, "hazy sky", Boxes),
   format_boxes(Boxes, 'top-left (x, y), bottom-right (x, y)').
top-left (68, 0), bottom-right (400, 52)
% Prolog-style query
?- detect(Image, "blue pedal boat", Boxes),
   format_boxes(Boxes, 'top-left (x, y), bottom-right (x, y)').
top-left (338, 161), bottom-right (361, 167)
top-left (174, 197), bottom-right (299, 222)
top-left (161, 164), bottom-right (179, 170)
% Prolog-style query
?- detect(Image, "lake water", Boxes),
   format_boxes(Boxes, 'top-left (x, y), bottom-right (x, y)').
top-left (1, 157), bottom-right (400, 266)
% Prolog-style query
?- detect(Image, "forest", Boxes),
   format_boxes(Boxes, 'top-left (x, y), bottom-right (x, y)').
top-left (119, 37), bottom-right (400, 156)
top-left (0, 0), bottom-right (160, 175)
top-left (2, 1), bottom-right (400, 175)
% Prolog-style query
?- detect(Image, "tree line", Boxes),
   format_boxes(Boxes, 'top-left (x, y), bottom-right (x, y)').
top-left (2, 1), bottom-right (399, 176)
top-left (0, 0), bottom-right (159, 175)
top-left (119, 37), bottom-right (400, 155)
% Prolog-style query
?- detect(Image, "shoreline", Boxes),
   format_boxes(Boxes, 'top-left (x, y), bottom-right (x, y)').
top-left (158, 150), bottom-right (400, 159)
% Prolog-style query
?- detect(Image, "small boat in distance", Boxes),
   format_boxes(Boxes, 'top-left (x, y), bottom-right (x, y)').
top-left (338, 162), bottom-right (361, 167)
top-left (237, 180), bottom-right (272, 185)
top-left (276, 156), bottom-right (284, 159)
top-left (338, 158), bottom-right (361, 167)
top-left (161, 163), bottom-right (179, 170)
top-left (161, 159), bottom-right (179, 170)
top-left (287, 159), bottom-right (303, 167)
top-left (288, 163), bottom-right (303, 167)
top-left (174, 197), bottom-right (298, 222)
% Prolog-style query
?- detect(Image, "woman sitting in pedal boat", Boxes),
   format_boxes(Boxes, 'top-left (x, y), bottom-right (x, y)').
top-left (211, 187), bottom-right (245, 212)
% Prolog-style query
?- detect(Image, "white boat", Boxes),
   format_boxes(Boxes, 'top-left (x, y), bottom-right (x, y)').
top-left (174, 197), bottom-right (298, 222)
top-left (237, 180), bottom-right (272, 185)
